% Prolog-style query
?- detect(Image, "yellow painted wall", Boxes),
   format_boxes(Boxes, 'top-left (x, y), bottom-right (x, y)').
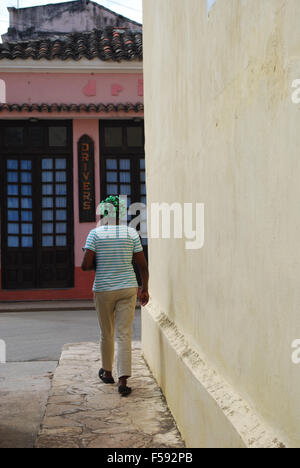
top-left (142, 0), bottom-right (300, 448)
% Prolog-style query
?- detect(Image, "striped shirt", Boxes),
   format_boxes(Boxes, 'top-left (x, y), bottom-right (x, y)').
top-left (84, 225), bottom-right (143, 292)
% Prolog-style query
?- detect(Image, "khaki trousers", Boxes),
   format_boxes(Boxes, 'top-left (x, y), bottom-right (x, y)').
top-left (94, 287), bottom-right (138, 379)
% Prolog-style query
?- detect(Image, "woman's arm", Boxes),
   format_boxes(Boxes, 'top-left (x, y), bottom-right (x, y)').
top-left (81, 249), bottom-right (96, 271)
top-left (133, 251), bottom-right (149, 306)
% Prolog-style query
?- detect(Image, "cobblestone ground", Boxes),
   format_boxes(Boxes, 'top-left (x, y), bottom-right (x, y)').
top-left (35, 342), bottom-right (185, 449)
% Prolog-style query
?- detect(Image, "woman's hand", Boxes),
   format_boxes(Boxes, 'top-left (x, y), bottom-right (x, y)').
top-left (140, 288), bottom-right (149, 306)
top-left (133, 252), bottom-right (149, 306)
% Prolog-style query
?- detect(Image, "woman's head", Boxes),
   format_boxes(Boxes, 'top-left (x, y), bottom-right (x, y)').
top-left (99, 195), bottom-right (127, 221)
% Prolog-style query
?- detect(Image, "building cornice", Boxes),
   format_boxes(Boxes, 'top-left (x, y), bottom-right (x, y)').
top-left (0, 102), bottom-right (144, 113)
top-left (0, 58), bottom-right (143, 74)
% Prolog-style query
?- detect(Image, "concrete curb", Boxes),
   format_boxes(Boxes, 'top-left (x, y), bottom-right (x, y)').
top-left (0, 301), bottom-right (95, 313)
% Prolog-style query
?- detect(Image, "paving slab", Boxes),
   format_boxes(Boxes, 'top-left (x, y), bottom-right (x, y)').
top-left (0, 361), bottom-right (57, 448)
top-left (35, 342), bottom-right (185, 449)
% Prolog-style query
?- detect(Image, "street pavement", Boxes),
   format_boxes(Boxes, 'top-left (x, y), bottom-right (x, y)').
top-left (0, 307), bottom-right (141, 448)
top-left (0, 308), bottom-right (141, 362)
top-left (35, 343), bottom-right (185, 449)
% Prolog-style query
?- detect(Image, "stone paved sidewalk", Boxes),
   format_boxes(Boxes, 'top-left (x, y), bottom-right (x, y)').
top-left (35, 342), bottom-right (185, 449)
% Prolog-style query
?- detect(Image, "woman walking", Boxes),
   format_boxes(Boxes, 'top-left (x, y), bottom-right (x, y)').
top-left (81, 196), bottom-right (149, 397)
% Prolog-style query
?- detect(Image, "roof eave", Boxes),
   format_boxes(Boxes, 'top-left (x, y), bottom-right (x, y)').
top-left (0, 57), bottom-right (143, 73)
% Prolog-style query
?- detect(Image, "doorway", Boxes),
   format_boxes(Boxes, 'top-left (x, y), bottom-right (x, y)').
top-left (0, 121), bottom-right (74, 290)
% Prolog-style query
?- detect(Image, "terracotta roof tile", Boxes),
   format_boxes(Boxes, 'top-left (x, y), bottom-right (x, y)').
top-left (0, 103), bottom-right (144, 113)
top-left (0, 28), bottom-right (143, 62)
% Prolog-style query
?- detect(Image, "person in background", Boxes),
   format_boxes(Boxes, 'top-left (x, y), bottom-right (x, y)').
top-left (82, 196), bottom-right (149, 397)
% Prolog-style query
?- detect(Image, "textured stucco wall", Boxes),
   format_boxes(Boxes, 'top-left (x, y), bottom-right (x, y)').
top-left (3, 1), bottom-right (141, 42)
top-left (142, 0), bottom-right (300, 447)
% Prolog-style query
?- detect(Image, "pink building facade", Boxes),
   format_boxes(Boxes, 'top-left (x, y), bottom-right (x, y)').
top-left (0, 29), bottom-right (144, 301)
